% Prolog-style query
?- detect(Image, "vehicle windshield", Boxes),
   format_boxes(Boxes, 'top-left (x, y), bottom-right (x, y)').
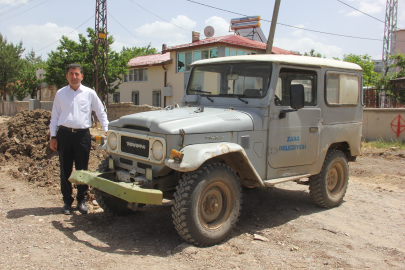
top-left (187, 62), bottom-right (272, 98)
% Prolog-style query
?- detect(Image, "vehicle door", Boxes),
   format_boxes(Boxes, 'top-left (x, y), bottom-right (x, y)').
top-left (268, 67), bottom-right (321, 169)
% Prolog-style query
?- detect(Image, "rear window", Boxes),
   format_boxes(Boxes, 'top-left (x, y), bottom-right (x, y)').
top-left (326, 73), bottom-right (359, 105)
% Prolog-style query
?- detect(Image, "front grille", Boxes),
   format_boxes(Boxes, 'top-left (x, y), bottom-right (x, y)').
top-left (120, 158), bottom-right (133, 166)
top-left (121, 136), bottom-right (149, 158)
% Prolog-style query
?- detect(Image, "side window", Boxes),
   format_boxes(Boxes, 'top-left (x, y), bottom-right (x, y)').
top-left (152, 90), bottom-right (161, 107)
top-left (275, 68), bottom-right (317, 106)
top-left (326, 73), bottom-right (359, 105)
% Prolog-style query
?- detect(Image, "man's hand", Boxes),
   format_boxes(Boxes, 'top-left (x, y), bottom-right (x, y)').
top-left (50, 138), bottom-right (58, 151)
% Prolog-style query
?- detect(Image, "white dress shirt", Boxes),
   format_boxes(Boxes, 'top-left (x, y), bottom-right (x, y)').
top-left (49, 84), bottom-right (109, 136)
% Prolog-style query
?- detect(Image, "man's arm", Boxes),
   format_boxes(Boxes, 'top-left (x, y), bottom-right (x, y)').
top-left (91, 91), bottom-right (109, 135)
top-left (49, 91), bottom-right (61, 151)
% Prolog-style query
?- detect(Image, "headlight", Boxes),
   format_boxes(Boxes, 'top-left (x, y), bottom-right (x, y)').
top-left (152, 140), bottom-right (163, 160)
top-left (108, 132), bottom-right (117, 150)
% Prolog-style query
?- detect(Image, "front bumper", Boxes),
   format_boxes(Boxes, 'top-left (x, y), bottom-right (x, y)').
top-left (69, 170), bottom-right (163, 205)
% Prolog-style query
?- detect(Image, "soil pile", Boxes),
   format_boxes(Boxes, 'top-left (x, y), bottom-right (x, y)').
top-left (0, 110), bottom-right (107, 193)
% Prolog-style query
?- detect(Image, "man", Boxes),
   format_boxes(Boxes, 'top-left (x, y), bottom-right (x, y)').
top-left (49, 63), bottom-right (109, 215)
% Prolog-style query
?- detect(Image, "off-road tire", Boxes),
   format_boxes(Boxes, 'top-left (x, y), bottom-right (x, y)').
top-left (94, 156), bottom-right (133, 216)
top-left (172, 163), bottom-right (242, 246)
top-left (309, 149), bottom-right (349, 208)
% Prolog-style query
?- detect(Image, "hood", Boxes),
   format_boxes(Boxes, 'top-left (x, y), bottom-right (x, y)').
top-left (110, 107), bottom-right (254, 134)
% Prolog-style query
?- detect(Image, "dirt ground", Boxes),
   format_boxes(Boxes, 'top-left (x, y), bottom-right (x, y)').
top-left (0, 112), bottom-right (404, 269)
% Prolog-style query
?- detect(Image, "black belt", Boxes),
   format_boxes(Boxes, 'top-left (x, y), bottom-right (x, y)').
top-left (58, 126), bottom-right (89, 133)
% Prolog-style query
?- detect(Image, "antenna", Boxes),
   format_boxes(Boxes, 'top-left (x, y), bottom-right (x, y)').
top-left (204, 26), bottom-right (215, 38)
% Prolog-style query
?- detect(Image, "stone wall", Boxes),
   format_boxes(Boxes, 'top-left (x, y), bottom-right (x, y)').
top-left (362, 108), bottom-right (405, 141)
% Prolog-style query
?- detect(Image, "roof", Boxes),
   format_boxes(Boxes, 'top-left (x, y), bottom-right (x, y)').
top-left (162, 34), bottom-right (299, 55)
top-left (191, 54), bottom-right (363, 71)
top-left (128, 52), bottom-right (171, 68)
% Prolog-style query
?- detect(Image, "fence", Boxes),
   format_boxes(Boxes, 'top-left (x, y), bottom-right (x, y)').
top-left (363, 88), bottom-right (405, 108)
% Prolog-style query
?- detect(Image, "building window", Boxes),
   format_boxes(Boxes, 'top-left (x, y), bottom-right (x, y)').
top-left (132, 91), bottom-right (139, 105)
top-left (124, 68), bottom-right (148, 82)
top-left (113, 92), bottom-right (120, 103)
top-left (177, 49), bottom-right (218, 73)
top-left (152, 90), bottom-right (161, 107)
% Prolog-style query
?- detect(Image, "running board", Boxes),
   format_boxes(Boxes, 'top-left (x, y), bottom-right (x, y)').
top-left (263, 174), bottom-right (311, 187)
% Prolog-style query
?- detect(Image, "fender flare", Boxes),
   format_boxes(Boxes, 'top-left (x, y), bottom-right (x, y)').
top-left (164, 142), bottom-right (265, 187)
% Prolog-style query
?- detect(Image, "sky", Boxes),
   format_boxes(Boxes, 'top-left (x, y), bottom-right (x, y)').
top-left (0, 0), bottom-right (404, 61)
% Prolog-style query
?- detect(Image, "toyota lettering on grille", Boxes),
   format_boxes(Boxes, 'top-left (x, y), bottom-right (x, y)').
top-left (126, 141), bottom-right (146, 149)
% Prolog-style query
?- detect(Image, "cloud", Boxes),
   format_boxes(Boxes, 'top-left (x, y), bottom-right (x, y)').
top-left (10, 22), bottom-right (79, 53)
top-left (135, 15), bottom-right (195, 43)
top-left (347, 1), bottom-right (383, 16)
top-left (291, 24), bottom-right (305, 37)
top-left (274, 37), bottom-right (343, 59)
top-left (203, 16), bottom-right (230, 37)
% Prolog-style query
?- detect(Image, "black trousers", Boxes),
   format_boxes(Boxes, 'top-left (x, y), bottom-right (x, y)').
top-left (56, 128), bottom-right (91, 205)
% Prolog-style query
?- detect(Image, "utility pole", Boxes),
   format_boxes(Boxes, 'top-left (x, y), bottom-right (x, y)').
top-left (93, 0), bottom-right (108, 105)
top-left (382, 0), bottom-right (398, 75)
top-left (266, 0), bottom-right (281, 54)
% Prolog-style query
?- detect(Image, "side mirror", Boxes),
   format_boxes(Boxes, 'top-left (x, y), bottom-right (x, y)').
top-left (290, 84), bottom-right (305, 109)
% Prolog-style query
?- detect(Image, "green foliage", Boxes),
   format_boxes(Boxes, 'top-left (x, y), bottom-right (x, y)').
top-left (120, 45), bottom-right (159, 63)
top-left (343, 53), bottom-right (377, 86)
top-left (362, 138), bottom-right (405, 150)
top-left (0, 33), bottom-right (25, 100)
top-left (12, 49), bottom-right (45, 100)
top-left (303, 49), bottom-right (325, 58)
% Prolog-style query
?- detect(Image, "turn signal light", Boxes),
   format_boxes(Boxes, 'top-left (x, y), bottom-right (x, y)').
top-left (170, 149), bottom-right (183, 162)
top-left (95, 136), bottom-right (105, 145)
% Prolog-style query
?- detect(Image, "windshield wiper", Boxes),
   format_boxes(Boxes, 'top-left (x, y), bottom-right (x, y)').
top-left (190, 89), bottom-right (213, 102)
top-left (190, 89), bottom-right (211, 94)
top-left (231, 95), bottom-right (248, 104)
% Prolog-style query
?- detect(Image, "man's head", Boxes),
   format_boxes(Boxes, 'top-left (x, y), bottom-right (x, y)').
top-left (66, 63), bottom-right (84, 90)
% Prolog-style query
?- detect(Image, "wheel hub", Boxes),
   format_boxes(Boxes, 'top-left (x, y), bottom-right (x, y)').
top-left (201, 187), bottom-right (223, 223)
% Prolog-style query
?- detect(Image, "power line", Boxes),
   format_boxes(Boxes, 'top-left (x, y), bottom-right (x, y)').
top-left (34, 15), bottom-right (94, 54)
top-left (185, 0), bottom-right (383, 42)
top-left (128, 0), bottom-right (191, 32)
top-left (336, 0), bottom-right (385, 23)
top-left (0, 0), bottom-right (51, 23)
top-left (108, 12), bottom-right (149, 46)
top-left (0, 0), bottom-right (22, 10)
top-left (0, 0), bottom-right (35, 16)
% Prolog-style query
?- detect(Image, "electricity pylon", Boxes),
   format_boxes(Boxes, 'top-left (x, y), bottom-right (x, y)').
top-left (93, 0), bottom-right (108, 105)
top-left (382, 0), bottom-right (398, 75)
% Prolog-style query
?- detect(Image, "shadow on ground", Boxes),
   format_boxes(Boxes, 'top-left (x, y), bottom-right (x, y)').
top-left (7, 185), bottom-right (328, 257)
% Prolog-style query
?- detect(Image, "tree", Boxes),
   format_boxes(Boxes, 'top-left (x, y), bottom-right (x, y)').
top-left (0, 33), bottom-right (25, 100)
top-left (343, 53), bottom-right (377, 86)
top-left (12, 50), bottom-right (45, 100)
top-left (45, 28), bottom-right (157, 96)
top-left (304, 49), bottom-right (325, 58)
top-left (120, 45), bottom-right (159, 62)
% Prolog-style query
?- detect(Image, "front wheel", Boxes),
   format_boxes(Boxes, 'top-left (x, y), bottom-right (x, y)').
top-left (309, 149), bottom-right (349, 208)
top-left (172, 163), bottom-right (242, 246)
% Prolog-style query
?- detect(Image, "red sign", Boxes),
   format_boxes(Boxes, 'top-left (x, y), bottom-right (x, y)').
top-left (391, 115), bottom-right (405, 137)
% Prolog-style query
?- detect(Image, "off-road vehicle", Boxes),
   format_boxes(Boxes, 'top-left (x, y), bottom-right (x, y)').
top-left (70, 54), bottom-right (363, 246)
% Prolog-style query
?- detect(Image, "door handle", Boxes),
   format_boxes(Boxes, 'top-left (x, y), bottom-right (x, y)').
top-left (309, 127), bottom-right (318, 133)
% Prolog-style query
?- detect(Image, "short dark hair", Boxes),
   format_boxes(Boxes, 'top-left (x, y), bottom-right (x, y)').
top-left (66, 63), bottom-right (83, 74)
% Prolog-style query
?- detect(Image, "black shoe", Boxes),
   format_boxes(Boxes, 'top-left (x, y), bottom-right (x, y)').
top-left (62, 204), bottom-right (72, 215)
top-left (77, 200), bottom-right (88, 214)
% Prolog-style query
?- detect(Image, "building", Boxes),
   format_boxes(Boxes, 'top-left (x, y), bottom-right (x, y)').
top-left (113, 32), bottom-right (300, 107)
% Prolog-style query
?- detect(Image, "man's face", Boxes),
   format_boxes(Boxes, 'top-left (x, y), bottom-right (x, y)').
top-left (66, 68), bottom-right (84, 89)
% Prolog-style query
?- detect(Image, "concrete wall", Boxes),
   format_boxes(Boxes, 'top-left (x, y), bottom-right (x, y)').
top-left (362, 108), bottom-right (405, 141)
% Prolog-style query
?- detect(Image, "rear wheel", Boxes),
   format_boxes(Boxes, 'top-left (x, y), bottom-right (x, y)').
top-left (309, 149), bottom-right (349, 208)
top-left (172, 163), bottom-right (242, 246)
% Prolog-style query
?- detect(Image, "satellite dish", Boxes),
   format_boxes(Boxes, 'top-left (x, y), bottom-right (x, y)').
top-left (204, 26), bottom-right (215, 38)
